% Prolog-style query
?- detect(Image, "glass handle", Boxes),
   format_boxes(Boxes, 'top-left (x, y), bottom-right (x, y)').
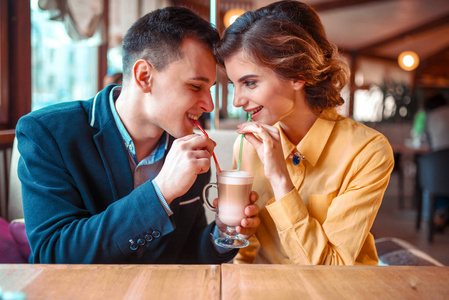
top-left (202, 183), bottom-right (218, 212)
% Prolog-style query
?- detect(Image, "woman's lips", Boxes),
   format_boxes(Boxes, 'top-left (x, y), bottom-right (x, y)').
top-left (247, 106), bottom-right (263, 116)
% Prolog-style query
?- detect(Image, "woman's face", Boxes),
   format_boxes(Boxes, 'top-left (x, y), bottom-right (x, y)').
top-left (224, 50), bottom-right (304, 126)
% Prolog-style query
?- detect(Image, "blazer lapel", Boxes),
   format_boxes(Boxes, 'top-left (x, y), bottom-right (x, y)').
top-left (94, 124), bottom-right (133, 201)
top-left (89, 86), bottom-right (133, 201)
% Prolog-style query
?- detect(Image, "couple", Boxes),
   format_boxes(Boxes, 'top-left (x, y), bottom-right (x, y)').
top-left (17, 1), bottom-right (393, 265)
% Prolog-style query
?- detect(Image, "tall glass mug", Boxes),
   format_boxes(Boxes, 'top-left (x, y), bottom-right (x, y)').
top-left (202, 170), bottom-right (254, 248)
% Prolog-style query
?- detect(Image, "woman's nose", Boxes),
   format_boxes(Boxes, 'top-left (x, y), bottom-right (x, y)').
top-left (233, 89), bottom-right (246, 108)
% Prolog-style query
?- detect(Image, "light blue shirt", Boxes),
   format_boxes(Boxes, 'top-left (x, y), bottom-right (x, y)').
top-left (109, 86), bottom-right (172, 215)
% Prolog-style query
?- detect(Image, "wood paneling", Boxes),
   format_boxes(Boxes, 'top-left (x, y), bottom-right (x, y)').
top-left (0, 0), bottom-right (9, 125)
top-left (1, 0), bottom-right (31, 130)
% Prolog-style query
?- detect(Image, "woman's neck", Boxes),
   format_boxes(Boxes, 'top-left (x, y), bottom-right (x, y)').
top-left (280, 110), bottom-right (317, 146)
top-left (279, 91), bottom-right (318, 145)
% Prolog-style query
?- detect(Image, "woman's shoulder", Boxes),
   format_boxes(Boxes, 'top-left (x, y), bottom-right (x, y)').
top-left (337, 115), bottom-right (389, 141)
top-left (329, 115), bottom-right (393, 162)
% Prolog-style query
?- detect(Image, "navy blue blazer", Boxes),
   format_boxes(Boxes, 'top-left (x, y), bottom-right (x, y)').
top-left (16, 85), bottom-right (236, 264)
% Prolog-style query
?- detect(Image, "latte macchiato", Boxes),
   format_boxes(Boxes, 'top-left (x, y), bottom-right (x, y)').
top-left (202, 170), bottom-right (254, 248)
top-left (216, 171), bottom-right (253, 226)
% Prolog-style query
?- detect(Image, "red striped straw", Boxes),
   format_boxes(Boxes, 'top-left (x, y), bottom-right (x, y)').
top-left (193, 120), bottom-right (222, 173)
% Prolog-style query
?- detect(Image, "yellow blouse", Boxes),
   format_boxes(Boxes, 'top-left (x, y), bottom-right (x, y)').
top-left (233, 110), bottom-right (394, 265)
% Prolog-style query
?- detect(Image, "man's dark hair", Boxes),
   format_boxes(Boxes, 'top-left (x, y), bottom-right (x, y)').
top-left (122, 6), bottom-right (219, 82)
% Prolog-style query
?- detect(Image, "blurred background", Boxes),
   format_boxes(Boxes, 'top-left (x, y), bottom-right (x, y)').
top-left (1, 0), bottom-right (449, 264)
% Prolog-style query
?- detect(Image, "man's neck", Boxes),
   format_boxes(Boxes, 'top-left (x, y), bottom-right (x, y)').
top-left (115, 89), bottom-right (164, 163)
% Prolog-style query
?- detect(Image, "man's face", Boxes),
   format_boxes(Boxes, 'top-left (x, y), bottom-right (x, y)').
top-left (146, 38), bottom-right (216, 138)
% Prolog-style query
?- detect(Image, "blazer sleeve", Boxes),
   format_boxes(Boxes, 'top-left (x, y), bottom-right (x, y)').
top-left (16, 114), bottom-right (174, 263)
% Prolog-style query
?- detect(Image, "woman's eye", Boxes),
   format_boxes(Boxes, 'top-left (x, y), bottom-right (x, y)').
top-left (191, 84), bottom-right (201, 90)
top-left (244, 81), bottom-right (256, 88)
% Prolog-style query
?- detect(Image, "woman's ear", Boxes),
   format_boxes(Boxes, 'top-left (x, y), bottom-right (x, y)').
top-left (133, 59), bottom-right (153, 93)
top-left (292, 79), bottom-right (305, 90)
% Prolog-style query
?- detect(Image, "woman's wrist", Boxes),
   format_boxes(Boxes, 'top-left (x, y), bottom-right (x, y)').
top-left (269, 176), bottom-right (295, 201)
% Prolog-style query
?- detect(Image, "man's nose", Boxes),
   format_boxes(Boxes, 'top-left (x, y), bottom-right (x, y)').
top-left (200, 91), bottom-right (214, 113)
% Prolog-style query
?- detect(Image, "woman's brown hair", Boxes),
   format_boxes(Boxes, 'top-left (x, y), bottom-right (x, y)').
top-left (215, 0), bottom-right (349, 115)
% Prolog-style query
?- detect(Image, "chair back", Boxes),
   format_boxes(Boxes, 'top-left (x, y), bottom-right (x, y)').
top-left (418, 148), bottom-right (449, 197)
top-left (8, 137), bottom-right (23, 221)
top-left (1, 130), bottom-right (15, 220)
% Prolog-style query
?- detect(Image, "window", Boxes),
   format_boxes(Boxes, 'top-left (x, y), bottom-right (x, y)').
top-left (31, 0), bottom-right (99, 111)
top-left (353, 82), bottom-right (414, 123)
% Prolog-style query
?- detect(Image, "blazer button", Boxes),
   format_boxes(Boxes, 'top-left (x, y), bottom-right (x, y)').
top-left (137, 238), bottom-right (146, 246)
top-left (144, 234), bottom-right (153, 242)
top-left (129, 239), bottom-right (138, 251)
top-left (152, 230), bottom-right (161, 238)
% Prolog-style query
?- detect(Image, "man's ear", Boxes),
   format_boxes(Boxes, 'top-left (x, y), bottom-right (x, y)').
top-left (292, 79), bottom-right (305, 90)
top-left (133, 59), bottom-right (153, 93)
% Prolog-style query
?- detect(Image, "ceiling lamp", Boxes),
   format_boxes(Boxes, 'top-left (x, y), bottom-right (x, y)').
top-left (398, 51), bottom-right (420, 71)
top-left (224, 8), bottom-right (246, 28)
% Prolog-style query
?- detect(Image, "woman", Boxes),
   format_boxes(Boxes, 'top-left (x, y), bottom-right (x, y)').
top-left (215, 0), bottom-right (394, 265)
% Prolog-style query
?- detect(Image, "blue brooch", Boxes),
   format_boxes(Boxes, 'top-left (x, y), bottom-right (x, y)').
top-left (289, 151), bottom-right (306, 165)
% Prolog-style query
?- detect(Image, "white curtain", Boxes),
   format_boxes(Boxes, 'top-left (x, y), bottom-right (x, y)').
top-left (38, 0), bottom-right (103, 41)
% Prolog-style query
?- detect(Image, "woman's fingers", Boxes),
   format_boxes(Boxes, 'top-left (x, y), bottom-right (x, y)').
top-left (238, 122), bottom-right (280, 146)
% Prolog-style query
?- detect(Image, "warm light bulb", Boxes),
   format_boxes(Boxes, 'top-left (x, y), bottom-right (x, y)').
top-left (229, 15), bottom-right (239, 24)
top-left (403, 55), bottom-right (415, 67)
top-left (398, 51), bottom-right (419, 71)
top-left (224, 8), bottom-right (246, 28)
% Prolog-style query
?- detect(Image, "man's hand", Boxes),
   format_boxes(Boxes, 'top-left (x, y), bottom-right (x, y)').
top-left (154, 134), bottom-right (215, 204)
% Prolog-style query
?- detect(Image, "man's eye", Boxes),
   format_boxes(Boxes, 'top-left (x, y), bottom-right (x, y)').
top-left (191, 84), bottom-right (201, 90)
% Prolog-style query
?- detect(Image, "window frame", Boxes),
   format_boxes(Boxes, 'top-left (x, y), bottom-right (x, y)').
top-left (0, 0), bottom-right (9, 124)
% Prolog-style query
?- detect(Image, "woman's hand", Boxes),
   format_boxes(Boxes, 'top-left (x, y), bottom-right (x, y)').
top-left (237, 122), bottom-right (294, 200)
top-left (214, 191), bottom-right (261, 239)
top-left (236, 191), bottom-right (260, 239)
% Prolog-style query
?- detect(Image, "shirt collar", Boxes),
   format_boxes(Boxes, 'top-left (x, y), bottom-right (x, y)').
top-left (277, 109), bottom-right (340, 166)
top-left (109, 86), bottom-right (168, 165)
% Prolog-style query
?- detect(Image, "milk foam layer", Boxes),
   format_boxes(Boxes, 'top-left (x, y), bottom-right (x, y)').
top-left (218, 170), bottom-right (253, 185)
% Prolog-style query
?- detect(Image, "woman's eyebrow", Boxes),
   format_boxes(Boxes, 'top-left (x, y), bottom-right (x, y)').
top-left (238, 74), bottom-right (259, 83)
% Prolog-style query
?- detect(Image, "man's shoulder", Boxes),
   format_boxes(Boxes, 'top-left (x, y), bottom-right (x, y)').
top-left (23, 100), bottom-right (89, 120)
top-left (17, 100), bottom-right (93, 138)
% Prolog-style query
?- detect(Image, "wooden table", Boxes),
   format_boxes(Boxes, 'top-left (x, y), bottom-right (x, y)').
top-left (221, 264), bottom-right (449, 300)
top-left (2, 264), bottom-right (448, 299)
top-left (0, 264), bottom-right (220, 300)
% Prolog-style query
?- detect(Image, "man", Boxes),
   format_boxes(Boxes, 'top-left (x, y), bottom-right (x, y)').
top-left (17, 6), bottom-right (259, 264)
